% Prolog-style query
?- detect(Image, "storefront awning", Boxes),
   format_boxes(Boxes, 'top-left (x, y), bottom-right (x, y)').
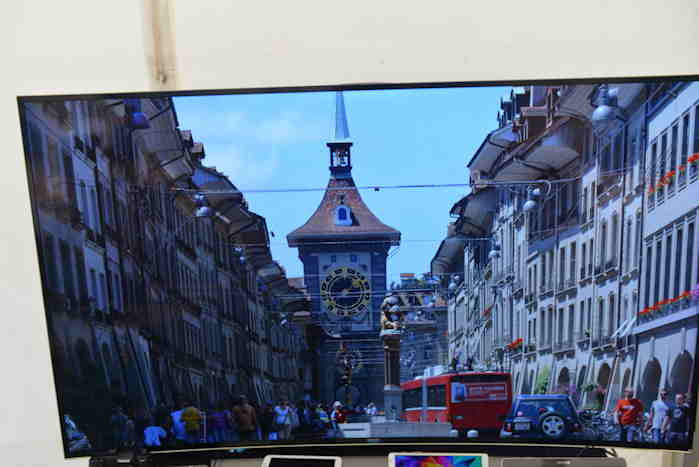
top-left (431, 234), bottom-right (467, 277)
top-left (467, 124), bottom-right (518, 175)
top-left (133, 129), bottom-right (194, 181)
top-left (449, 187), bottom-right (497, 236)
top-left (490, 117), bottom-right (584, 181)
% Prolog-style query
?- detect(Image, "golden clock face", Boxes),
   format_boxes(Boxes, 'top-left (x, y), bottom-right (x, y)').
top-left (320, 267), bottom-right (371, 316)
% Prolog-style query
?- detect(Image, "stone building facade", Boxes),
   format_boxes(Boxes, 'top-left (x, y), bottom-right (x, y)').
top-left (434, 82), bottom-right (698, 412)
top-left (22, 97), bottom-right (311, 450)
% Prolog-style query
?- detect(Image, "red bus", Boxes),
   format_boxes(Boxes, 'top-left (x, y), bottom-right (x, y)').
top-left (401, 371), bottom-right (513, 435)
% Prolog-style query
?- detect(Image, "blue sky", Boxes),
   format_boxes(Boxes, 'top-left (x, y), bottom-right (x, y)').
top-left (174, 86), bottom-right (508, 283)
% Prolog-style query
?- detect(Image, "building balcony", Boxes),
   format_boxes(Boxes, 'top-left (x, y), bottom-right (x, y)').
top-left (524, 343), bottom-right (537, 354)
top-left (600, 335), bottom-right (615, 348)
top-left (512, 280), bottom-right (524, 296)
top-left (605, 258), bottom-right (618, 272)
top-left (553, 340), bottom-right (574, 353)
top-left (638, 295), bottom-right (693, 324)
top-left (539, 281), bottom-right (554, 296)
top-left (579, 267), bottom-right (588, 282)
top-left (575, 331), bottom-right (591, 344)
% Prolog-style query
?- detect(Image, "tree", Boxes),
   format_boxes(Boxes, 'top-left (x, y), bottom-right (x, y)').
top-left (535, 366), bottom-right (551, 394)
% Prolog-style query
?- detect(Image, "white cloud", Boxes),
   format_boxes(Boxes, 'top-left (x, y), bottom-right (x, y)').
top-left (204, 142), bottom-right (281, 188)
top-left (252, 110), bottom-right (326, 144)
top-left (178, 104), bottom-right (325, 145)
top-left (176, 100), bottom-right (327, 188)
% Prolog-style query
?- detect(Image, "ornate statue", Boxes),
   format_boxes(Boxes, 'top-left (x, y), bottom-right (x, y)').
top-left (380, 294), bottom-right (404, 335)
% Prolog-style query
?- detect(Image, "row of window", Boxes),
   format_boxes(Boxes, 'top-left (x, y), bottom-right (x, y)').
top-left (643, 217), bottom-right (696, 309)
top-left (42, 231), bottom-right (129, 313)
top-left (648, 104), bottom-right (699, 208)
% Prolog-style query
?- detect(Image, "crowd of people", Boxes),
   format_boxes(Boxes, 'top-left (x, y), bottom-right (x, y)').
top-left (611, 387), bottom-right (693, 444)
top-left (100, 396), bottom-right (381, 451)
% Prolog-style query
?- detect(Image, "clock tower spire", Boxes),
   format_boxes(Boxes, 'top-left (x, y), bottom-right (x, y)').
top-left (328, 91), bottom-right (353, 178)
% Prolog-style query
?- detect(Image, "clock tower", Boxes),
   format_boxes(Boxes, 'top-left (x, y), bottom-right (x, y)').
top-left (287, 92), bottom-right (401, 405)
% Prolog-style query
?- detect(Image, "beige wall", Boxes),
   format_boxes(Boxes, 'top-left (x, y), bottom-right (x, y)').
top-left (3, 1), bottom-right (699, 466)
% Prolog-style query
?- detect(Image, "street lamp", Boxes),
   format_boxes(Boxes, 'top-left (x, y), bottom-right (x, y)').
top-left (194, 193), bottom-right (214, 218)
top-left (488, 244), bottom-right (501, 260)
top-left (591, 84), bottom-right (624, 132)
top-left (523, 187), bottom-right (542, 213)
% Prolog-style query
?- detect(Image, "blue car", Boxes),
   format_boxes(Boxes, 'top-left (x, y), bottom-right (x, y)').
top-left (500, 395), bottom-right (583, 440)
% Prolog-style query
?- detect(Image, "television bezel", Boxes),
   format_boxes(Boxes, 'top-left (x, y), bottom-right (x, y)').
top-left (16, 74), bottom-right (699, 458)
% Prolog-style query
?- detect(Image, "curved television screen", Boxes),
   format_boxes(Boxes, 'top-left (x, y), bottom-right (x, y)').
top-left (17, 78), bottom-right (699, 457)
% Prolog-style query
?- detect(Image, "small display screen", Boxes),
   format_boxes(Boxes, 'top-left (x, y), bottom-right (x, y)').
top-left (266, 457), bottom-right (338, 467)
top-left (393, 454), bottom-right (484, 467)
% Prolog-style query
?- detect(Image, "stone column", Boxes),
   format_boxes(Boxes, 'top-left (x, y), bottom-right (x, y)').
top-left (382, 332), bottom-right (402, 421)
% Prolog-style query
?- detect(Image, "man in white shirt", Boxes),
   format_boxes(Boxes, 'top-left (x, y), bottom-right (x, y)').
top-left (645, 389), bottom-right (670, 443)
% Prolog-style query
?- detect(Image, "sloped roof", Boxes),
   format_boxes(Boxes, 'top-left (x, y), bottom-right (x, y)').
top-left (287, 176), bottom-right (400, 246)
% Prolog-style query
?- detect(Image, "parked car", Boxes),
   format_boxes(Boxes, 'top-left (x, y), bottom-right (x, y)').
top-left (499, 394), bottom-right (583, 440)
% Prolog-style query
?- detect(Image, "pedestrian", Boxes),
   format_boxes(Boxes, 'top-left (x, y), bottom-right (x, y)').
top-left (613, 387), bottom-right (644, 442)
top-left (224, 402), bottom-right (239, 442)
top-left (144, 418), bottom-right (168, 447)
top-left (289, 402), bottom-right (301, 437)
top-left (366, 402), bottom-right (378, 417)
top-left (274, 400), bottom-right (293, 440)
top-left (259, 403), bottom-right (276, 440)
top-left (330, 401), bottom-right (346, 438)
top-left (232, 395), bottom-right (258, 442)
top-left (208, 404), bottom-right (228, 444)
top-left (181, 401), bottom-right (202, 444)
top-left (124, 412), bottom-right (136, 449)
top-left (170, 400), bottom-right (187, 446)
top-left (663, 393), bottom-right (693, 445)
top-left (645, 389), bottom-right (670, 444)
top-left (110, 406), bottom-right (129, 451)
top-left (133, 406), bottom-right (150, 450)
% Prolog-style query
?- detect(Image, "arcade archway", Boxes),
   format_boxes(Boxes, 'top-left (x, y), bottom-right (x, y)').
top-left (670, 351), bottom-right (693, 397)
top-left (639, 358), bottom-right (662, 409)
top-left (557, 367), bottom-right (570, 393)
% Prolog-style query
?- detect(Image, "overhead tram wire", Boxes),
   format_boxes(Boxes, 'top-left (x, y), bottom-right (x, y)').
top-left (172, 182), bottom-right (472, 196)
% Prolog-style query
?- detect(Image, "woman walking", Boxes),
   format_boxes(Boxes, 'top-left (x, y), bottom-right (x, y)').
top-left (274, 400), bottom-right (293, 440)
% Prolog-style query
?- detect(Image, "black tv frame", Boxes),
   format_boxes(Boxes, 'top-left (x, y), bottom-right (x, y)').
top-left (17, 74), bottom-right (699, 462)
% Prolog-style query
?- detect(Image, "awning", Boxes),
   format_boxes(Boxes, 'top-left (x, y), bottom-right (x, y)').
top-left (133, 129), bottom-right (194, 181)
top-left (449, 187), bottom-right (497, 236)
top-left (490, 117), bottom-right (584, 181)
top-left (467, 124), bottom-right (518, 174)
top-left (430, 235), bottom-right (466, 277)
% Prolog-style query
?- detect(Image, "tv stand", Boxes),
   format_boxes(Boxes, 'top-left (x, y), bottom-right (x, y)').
top-left (91, 444), bottom-right (610, 467)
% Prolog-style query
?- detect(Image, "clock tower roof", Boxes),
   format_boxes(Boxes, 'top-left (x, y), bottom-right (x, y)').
top-left (287, 176), bottom-right (400, 246)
